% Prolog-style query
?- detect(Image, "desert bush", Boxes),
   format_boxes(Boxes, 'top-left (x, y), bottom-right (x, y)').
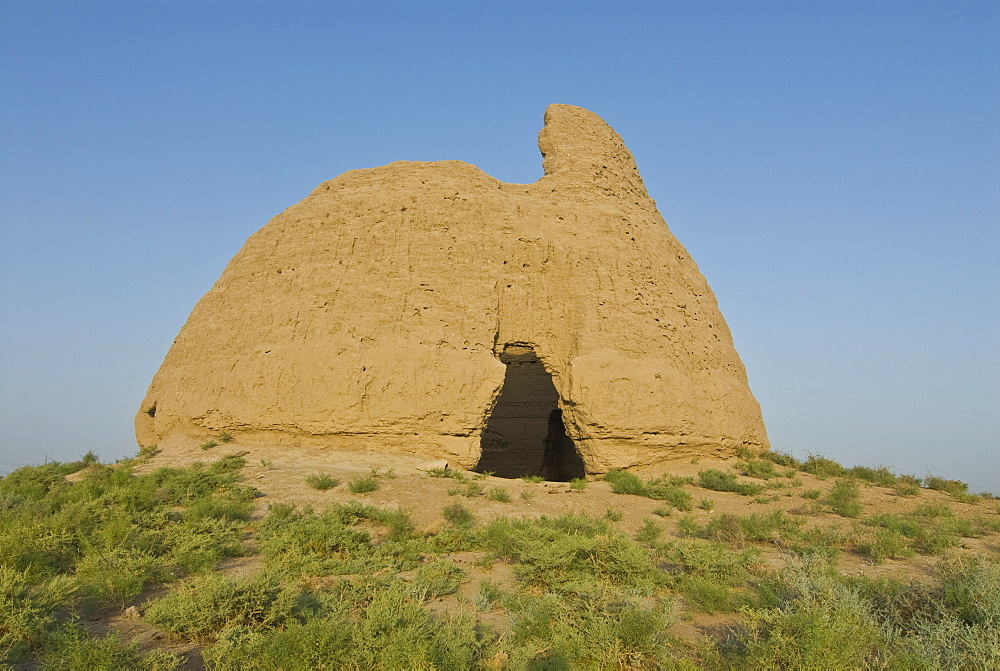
top-left (411, 559), bottom-right (465, 599)
top-left (703, 511), bottom-right (802, 547)
top-left (894, 476), bottom-right (922, 497)
top-left (569, 477), bottom-right (588, 492)
top-left (143, 571), bottom-right (299, 641)
top-left (636, 519), bottom-right (662, 544)
top-left (520, 474), bottom-right (544, 483)
top-left (823, 479), bottom-right (862, 517)
top-left (199, 440), bottom-right (218, 451)
top-left (447, 482), bottom-right (483, 498)
top-left (604, 470), bottom-right (693, 509)
top-left (925, 476), bottom-right (969, 497)
top-left (202, 582), bottom-right (488, 670)
top-left (603, 470), bottom-right (646, 496)
top-left (503, 589), bottom-right (675, 668)
top-left (482, 513), bottom-right (662, 593)
top-left (255, 502), bottom-right (417, 577)
top-left (730, 559), bottom-right (887, 667)
top-left (845, 465), bottom-right (899, 487)
top-left (760, 450), bottom-right (801, 469)
top-left (39, 622), bottom-right (180, 670)
top-left (487, 487), bottom-right (511, 502)
top-left (856, 528), bottom-right (916, 564)
top-left (304, 472), bottom-right (339, 491)
top-left (697, 469), bottom-right (765, 496)
top-left (800, 454), bottom-right (845, 479)
top-left (347, 475), bottom-right (378, 494)
top-left (604, 507), bottom-right (624, 521)
top-left (442, 503), bottom-right (475, 528)
top-left (736, 458), bottom-right (780, 480)
top-left (801, 488), bottom-right (822, 499)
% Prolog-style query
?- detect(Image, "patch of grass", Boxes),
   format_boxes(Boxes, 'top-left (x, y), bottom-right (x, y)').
top-left (447, 482), bottom-right (483, 498)
top-left (411, 559), bottom-right (465, 599)
top-left (426, 467), bottom-right (463, 480)
top-left (442, 503), bottom-right (475, 527)
top-left (474, 579), bottom-right (502, 611)
top-left (801, 488), bottom-right (822, 499)
top-left (604, 470), bottom-right (693, 509)
top-left (697, 469), bottom-right (765, 496)
top-left (520, 474), bottom-right (544, 483)
top-left (199, 440), bottom-right (218, 451)
top-left (143, 571), bottom-right (298, 641)
top-left (604, 507), bottom-right (624, 522)
top-left (636, 519), bottom-right (663, 544)
top-left (699, 498), bottom-right (714, 511)
top-left (823, 479), bottom-right (862, 518)
top-left (519, 490), bottom-right (534, 501)
top-left (676, 514), bottom-right (701, 537)
top-left (347, 475), bottom-right (378, 494)
top-left (217, 431), bottom-right (235, 443)
top-left (702, 511), bottom-right (802, 547)
top-left (487, 487), bottom-right (511, 503)
top-left (569, 477), bottom-right (588, 492)
top-left (304, 472), bottom-right (339, 491)
top-left (652, 506), bottom-right (672, 517)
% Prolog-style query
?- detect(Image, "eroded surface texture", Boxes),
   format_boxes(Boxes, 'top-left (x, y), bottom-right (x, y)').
top-left (137, 105), bottom-right (769, 474)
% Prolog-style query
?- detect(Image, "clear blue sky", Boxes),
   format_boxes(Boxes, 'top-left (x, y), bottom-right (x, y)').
top-left (2, 1), bottom-right (997, 491)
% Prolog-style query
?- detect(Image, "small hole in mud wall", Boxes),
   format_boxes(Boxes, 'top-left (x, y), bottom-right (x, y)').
top-left (475, 345), bottom-right (585, 481)
top-left (146, 404), bottom-right (156, 418)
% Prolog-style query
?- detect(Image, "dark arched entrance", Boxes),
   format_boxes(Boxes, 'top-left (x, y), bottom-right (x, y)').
top-left (475, 345), bottom-right (585, 480)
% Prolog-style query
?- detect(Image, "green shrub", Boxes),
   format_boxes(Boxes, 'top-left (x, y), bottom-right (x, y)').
top-left (761, 450), bottom-right (802, 469)
top-left (482, 513), bottom-right (662, 593)
top-left (520, 474), bottom-right (544, 483)
top-left (447, 482), bottom-right (483, 498)
top-left (856, 528), bottom-right (916, 564)
top-left (442, 503), bottom-right (475, 527)
top-left (305, 472), bottom-right (339, 491)
top-left (652, 506), bottom-right (672, 517)
top-left (39, 622), bottom-right (180, 670)
top-left (801, 488), bottom-right (822, 499)
top-left (823, 479), bottom-right (862, 518)
top-left (569, 478), bottom-right (588, 492)
top-left (347, 475), bottom-right (378, 494)
top-left (503, 590), bottom-right (675, 668)
top-left (676, 514), bottom-right (701, 537)
top-left (217, 432), bottom-right (235, 444)
top-left (143, 571), bottom-right (299, 641)
top-left (411, 559), bottom-right (465, 599)
top-left (487, 487), bottom-right (511, 502)
top-left (702, 511), bottom-right (801, 547)
top-left (636, 519), bottom-right (662, 544)
top-left (801, 454), bottom-right (845, 479)
top-left (845, 465), bottom-right (898, 487)
top-left (202, 583), bottom-right (487, 670)
top-left (603, 470), bottom-right (646, 496)
top-left (199, 440), bottom-right (218, 451)
top-left (697, 469), bottom-right (765, 496)
top-left (604, 507), bottom-right (624, 522)
top-left (925, 476), bottom-right (969, 497)
top-left (737, 458), bottom-right (779, 480)
top-left (731, 560), bottom-right (886, 667)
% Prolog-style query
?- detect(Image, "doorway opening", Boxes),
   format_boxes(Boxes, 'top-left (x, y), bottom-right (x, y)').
top-left (475, 345), bottom-right (585, 481)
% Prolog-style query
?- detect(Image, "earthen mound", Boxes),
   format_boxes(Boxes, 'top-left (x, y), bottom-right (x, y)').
top-left (137, 105), bottom-right (768, 478)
